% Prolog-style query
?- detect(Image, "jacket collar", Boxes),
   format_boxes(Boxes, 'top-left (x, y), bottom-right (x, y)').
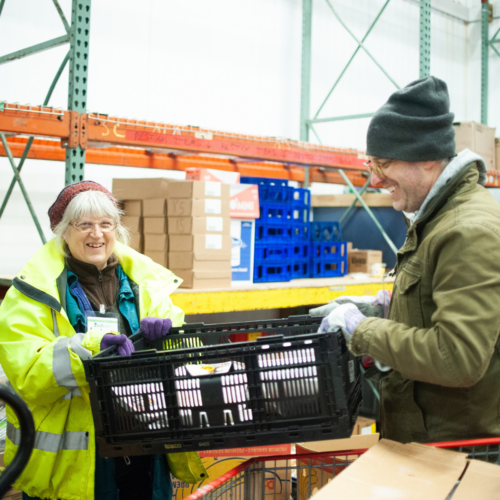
top-left (399, 160), bottom-right (484, 255)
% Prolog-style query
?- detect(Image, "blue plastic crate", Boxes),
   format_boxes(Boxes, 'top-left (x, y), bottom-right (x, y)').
top-left (292, 259), bottom-right (311, 279)
top-left (310, 258), bottom-right (347, 278)
top-left (311, 241), bottom-right (347, 261)
top-left (241, 177), bottom-right (294, 205)
top-left (254, 260), bottom-right (292, 283)
top-left (293, 188), bottom-right (311, 207)
top-left (291, 223), bottom-right (310, 241)
top-left (292, 242), bottom-right (310, 260)
top-left (260, 203), bottom-right (293, 225)
top-left (311, 221), bottom-right (342, 242)
top-left (293, 206), bottom-right (310, 224)
top-left (255, 222), bottom-right (293, 242)
top-left (241, 176), bottom-right (289, 187)
top-left (255, 243), bottom-right (294, 261)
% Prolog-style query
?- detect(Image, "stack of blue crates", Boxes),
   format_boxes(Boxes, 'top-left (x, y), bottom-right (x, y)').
top-left (291, 188), bottom-right (311, 279)
top-left (241, 176), bottom-right (295, 282)
top-left (310, 222), bottom-right (348, 278)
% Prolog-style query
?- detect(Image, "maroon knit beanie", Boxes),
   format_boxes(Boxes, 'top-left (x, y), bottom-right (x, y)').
top-left (48, 180), bottom-right (117, 231)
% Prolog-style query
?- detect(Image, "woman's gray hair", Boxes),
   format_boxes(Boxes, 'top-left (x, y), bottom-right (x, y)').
top-left (53, 190), bottom-right (130, 257)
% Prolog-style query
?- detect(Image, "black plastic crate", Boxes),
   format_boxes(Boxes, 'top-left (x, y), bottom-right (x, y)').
top-left (83, 316), bottom-right (361, 457)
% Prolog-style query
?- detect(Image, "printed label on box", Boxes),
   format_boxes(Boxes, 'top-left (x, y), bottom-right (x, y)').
top-left (206, 234), bottom-right (222, 249)
top-left (230, 184), bottom-right (260, 218)
top-left (205, 181), bottom-right (221, 197)
top-left (206, 216), bottom-right (223, 232)
top-left (231, 219), bottom-right (255, 282)
top-left (205, 199), bottom-right (222, 214)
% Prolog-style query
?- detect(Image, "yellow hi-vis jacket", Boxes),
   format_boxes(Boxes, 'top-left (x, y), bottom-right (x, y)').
top-left (0, 239), bottom-right (207, 500)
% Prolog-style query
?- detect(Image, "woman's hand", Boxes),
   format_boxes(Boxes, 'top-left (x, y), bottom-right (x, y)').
top-left (140, 317), bottom-right (173, 340)
top-left (100, 333), bottom-right (134, 356)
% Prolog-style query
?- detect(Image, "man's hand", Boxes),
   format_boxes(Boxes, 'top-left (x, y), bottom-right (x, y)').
top-left (100, 334), bottom-right (134, 356)
top-left (318, 303), bottom-right (367, 344)
top-left (310, 289), bottom-right (392, 319)
top-left (140, 317), bottom-right (173, 341)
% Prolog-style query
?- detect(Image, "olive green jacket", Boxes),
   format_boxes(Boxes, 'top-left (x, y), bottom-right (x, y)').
top-left (351, 159), bottom-right (500, 443)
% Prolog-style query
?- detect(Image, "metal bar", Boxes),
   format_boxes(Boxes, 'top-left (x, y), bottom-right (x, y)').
top-left (314, 0), bottom-right (392, 120)
top-left (0, 35), bottom-right (70, 65)
top-left (338, 169), bottom-right (398, 255)
top-left (300, 0), bottom-right (313, 188)
top-left (65, 0), bottom-right (91, 185)
top-left (490, 25), bottom-right (500, 42)
top-left (419, 0), bottom-right (431, 77)
top-left (325, 0), bottom-right (400, 90)
top-left (0, 135), bottom-right (46, 244)
top-left (481, 0), bottom-right (489, 125)
top-left (0, 51), bottom-right (69, 221)
top-left (0, 0), bottom-right (6, 17)
top-left (339, 175), bottom-right (372, 226)
top-left (309, 112), bottom-right (375, 124)
top-left (310, 124), bottom-right (322, 145)
top-left (52, 0), bottom-right (71, 33)
top-left (490, 41), bottom-right (500, 58)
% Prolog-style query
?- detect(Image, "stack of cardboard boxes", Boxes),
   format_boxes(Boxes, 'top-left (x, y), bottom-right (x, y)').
top-left (166, 180), bottom-right (232, 289)
top-left (112, 178), bottom-right (174, 267)
top-left (453, 121), bottom-right (496, 170)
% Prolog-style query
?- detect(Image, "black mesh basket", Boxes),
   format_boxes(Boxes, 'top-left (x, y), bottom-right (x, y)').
top-left (83, 315), bottom-right (361, 457)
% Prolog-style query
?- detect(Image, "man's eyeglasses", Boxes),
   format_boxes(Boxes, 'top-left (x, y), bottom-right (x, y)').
top-left (70, 220), bottom-right (118, 233)
top-left (363, 159), bottom-right (391, 180)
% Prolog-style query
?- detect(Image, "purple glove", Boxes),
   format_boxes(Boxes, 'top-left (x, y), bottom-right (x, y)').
top-left (140, 317), bottom-right (173, 341)
top-left (100, 334), bottom-right (135, 356)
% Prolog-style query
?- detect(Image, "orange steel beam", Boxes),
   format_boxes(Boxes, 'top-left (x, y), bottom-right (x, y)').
top-left (0, 103), bottom-right (76, 145)
top-left (85, 113), bottom-right (367, 171)
top-left (5, 136), bottom-right (500, 188)
top-left (0, 137), bottom-right (371, 186)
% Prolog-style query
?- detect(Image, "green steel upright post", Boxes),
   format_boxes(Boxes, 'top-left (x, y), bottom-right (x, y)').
top-left (65, 0), bottom-right (91, 185)
top-left (481, 0), bottom-right (489, 125)
top-left (419, 0), bottom-right (431, 78)
top-left (300, 0), bottom-right (312, 188)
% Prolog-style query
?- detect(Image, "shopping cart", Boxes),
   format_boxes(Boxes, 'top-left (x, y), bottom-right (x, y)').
top-left (181, 437), bottom-right (500, 500)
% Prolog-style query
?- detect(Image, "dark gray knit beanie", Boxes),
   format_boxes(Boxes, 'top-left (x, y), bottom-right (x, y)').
top-left (366, 76), bottom-right (455, 161)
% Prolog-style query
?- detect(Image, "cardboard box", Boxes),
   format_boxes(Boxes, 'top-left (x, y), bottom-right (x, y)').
top-left (186, 167), bottom-right (241, 184)
top-left (496, 138), bottom-right (500, 170)
top-left (171, 444), bottom-right (292, 500)
top-left (144, 217), bottom-right (167, 235)
top-left (167, 198), bottom-right (230, 217)
top-left (166, 180), bottom-right (230, 200)
top-left (129, 232), bottom-right (143, 253)
top-left (230, 184), bottom-right (260, 219)
top-left (173, 269), bottom-right (232, 289)
top-left (297, 434), bottom-right (380, 500)
top-left (112, 178), bottom-right (178, 200)
top-left (145, 250), bottom-right (168, 268)
top-left (143, 199), bottom-right (167, 217)
top-left (453, 121), bottom-right (496, 170)
top-left (231, 219), bottom-right (255, 285)
top-left (121, 200), bottom-right (142, 216)
top-left (169, 234), bottom-right (232, 256)
top-left (351, 416), bottom-right (376, 436)
top-left (168, 252), bottom-right (231, 271)
top-left (121, 215), bottom-right (142, 234)
top-left (144, 234), bottom-right (168, 252)
top-left (167, 216), bottom-right (230, 235)
top-left (310, 438), bottom-right (500, 500)
top-left (348, 250), bottom-right (383, 274)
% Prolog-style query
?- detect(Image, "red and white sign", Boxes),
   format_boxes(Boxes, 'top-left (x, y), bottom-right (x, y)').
top-left (198, 443), bottom-right (292, 457)
top-left (186, 167), bottom-right (240, 184)
top-left (230, 184), bottom-right (259, 219)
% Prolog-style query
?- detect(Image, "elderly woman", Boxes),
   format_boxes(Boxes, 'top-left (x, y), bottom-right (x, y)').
top-left (0, 181), bottom-right (206, 500)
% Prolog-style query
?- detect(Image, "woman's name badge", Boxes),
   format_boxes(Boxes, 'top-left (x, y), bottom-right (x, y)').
top-left (85, 307), bottom-right (120, 333)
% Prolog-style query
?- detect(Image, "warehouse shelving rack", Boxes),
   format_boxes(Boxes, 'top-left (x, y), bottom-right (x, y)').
top-left (0, 0), bottom-right (499, 295)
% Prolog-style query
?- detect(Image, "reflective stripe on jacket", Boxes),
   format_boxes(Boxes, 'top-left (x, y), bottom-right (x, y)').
top-left (0, 240), bottom-right (206, 500)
